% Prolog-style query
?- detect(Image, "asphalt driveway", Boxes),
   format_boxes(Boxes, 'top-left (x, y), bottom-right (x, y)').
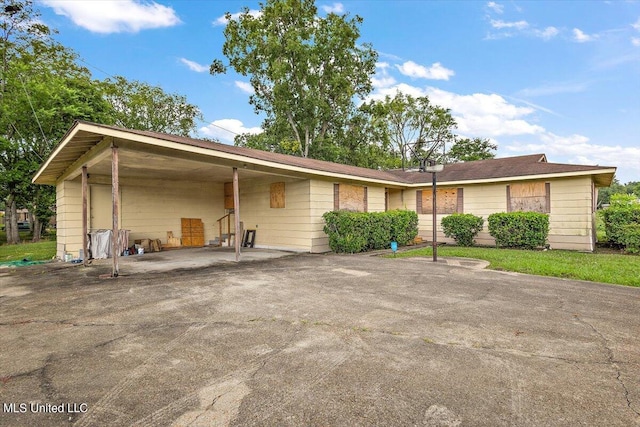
top-left (1, 253), bottom-right (639, 426)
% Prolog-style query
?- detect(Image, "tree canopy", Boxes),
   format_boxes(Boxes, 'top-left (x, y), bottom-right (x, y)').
top-left (101, 76), bottom-right (202, 137)
top-left (362, 92), bottom-right (458, 170)
top-left (446, 137), bottom-right (497, 163)
top-left (211, 0), bottom-right (378, 158)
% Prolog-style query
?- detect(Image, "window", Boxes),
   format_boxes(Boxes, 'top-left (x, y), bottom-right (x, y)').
top-left (270, 182), bottom-right (285, 208)
top-left (333, 183), bottom-right (368, 212)
top-left (416, 188), bottom-right (463, 214)
top-left (507, 182), bottom-right (550, 213)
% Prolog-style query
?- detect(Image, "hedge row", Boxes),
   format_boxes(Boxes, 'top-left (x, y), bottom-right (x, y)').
top-left (487, 212), bottom-right (549, 249)
top-left (322, 210), bottom-right (418, 253)
top-left (602, 194), bottom-right (640, 253)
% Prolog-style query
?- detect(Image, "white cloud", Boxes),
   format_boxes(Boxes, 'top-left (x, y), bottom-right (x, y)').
top-left (199, 119), bottom-right (262, 143)
top-left (213, 9), bottom-right (262, 26)
top-left (371, 62), bottom-right (397, 89)
top-left (573, 28), bottom-right (597, 43)
top-left (41, 0), bottom-right (180, 34)
top-left (368, 84), bottom-right (544, 138)
top-left (322, 3), bottom-right (344, 14)
top-left (395, 61), bottom-right (455, 81)
top-left (517, 80), bottom-right (589, 97)
top-left (632, 17), bottom-right (640, 31)
top-left (234, 81), bottom-right (254, 94)
top-left (534, 26), bottom-right (559, 41)
top-left (632, 37), bottom-right (640, 47)
top-left (506, 133), bottom-right (640, 172)
top-left (179, 58), bottom-right (208, 73)
top-left (490, 19), bottom-right (529, 30)
top-left (486, 2), bottom-right (504, 14)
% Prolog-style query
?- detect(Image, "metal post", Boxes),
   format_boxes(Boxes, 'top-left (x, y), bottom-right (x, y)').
top-left (432, 165), bottom-right (437, 263)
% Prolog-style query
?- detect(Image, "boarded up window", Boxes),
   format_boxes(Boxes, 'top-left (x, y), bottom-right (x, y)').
top-left (333, 183), bottom-right (367, 212)
top-left (224, 182), bottom-right (234, 209)
top-left (270, 182), bottom-right (285, 208)
top-left (420, 188), bottom-right (463, 214)
top-left (507, 182), bottom-right (550, 213)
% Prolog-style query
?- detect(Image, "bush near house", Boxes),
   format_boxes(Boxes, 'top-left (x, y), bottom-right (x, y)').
top-left (602, 194), bottom-right (640, 253)
top-left (488, 212), bottom-right (549, 249)
top-left (323, 210), bottom-right (418, 253)
top-left (441, 213), bottom-right (484, 247)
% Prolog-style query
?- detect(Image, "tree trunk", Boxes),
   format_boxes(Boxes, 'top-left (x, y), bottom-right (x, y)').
top-left (32, 215), bottom-right (42, 242)
top-left (5, 194), bottom-right (20, 244)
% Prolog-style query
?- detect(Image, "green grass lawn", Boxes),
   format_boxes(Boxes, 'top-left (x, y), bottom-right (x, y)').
top-left (394, 246), bottom-right (640, 287)
top-left (0, 230), bottom-right (57, 263)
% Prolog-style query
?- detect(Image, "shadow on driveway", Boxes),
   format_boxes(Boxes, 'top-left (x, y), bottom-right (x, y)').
top-left (1, 253), bottom-right (639, 426)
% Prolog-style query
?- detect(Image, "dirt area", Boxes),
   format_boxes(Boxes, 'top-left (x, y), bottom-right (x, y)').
top-left (1, 251), bottom-right (639, 426)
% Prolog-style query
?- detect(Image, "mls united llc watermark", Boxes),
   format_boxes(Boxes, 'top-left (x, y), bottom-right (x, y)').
top-left (3, 402), bottom-right (88, 414)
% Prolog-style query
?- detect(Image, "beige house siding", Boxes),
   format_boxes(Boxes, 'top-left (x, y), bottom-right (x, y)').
top-left (387, 189), bottom-right (406, 211)
top-left (55, 180), bottom-right (83, 259)
top-left (239, 176), bottom-right (312, 252)
top-left (547, 176), bottom-right (594, 251)
top-left (118, 178), bottom-right (222, 246)
top-left (367, 186), bottom-right (387, 213)
top-left (411, 177), bottom-right (596, 251)
top-left (309, 180), bottom-right (334, 253)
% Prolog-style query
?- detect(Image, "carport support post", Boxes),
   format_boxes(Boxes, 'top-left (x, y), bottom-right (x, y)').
top-left (82, 166), bottom-right (88, 267)
top-left (233, 167), bottom-right (241, 262)
top-left (111, 144), bottom-right (120, 277)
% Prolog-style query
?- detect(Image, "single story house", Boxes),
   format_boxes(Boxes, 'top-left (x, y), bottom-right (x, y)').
top-left (33, 121), bottom-right (615, 267)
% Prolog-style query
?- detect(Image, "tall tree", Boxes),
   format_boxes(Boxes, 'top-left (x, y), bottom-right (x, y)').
top-left (363, 92), bottom-right (457, 170)
top-left (100, 76), bottom-right (202, 137)
top-left (1, 0), bottom-right (112, 243)
top-left (446, 137), bottom-right (497, 163)
top-left (211, 0), bottom-right (378, 159)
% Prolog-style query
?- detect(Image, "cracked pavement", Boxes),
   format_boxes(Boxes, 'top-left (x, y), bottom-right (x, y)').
top-left (1, 252), bottom-right (639, 426)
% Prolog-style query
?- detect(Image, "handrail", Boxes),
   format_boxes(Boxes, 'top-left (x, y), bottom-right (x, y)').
top-left (216, 212), bottom-right (234, 247)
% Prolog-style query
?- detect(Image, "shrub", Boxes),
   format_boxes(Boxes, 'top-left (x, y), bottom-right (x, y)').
top-left (620, 224), bottom-right (640, 254)
top-left (488, 212), bottom-right (549, 249)
top-left (323, 210), bottom-right (418, 253)
top-left (441, 213), bottom-right (484, 246)
top-left (603, 195), bottom-right (640, 253)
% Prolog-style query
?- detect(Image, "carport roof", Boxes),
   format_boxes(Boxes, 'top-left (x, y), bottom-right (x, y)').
top-left (33, 121), bottom-right (616, 187)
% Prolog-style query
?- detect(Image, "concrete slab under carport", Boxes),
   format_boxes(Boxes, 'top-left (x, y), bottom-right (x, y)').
top-left (1, 253), bottom-right (639, 426)
top-left (87, 246), bottom-right (298, 274)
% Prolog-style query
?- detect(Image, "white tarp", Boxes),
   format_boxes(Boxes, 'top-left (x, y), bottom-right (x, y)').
top-left (88, 229), bottom-right (131, 259)
top-left (89, 229), bottom-right (111, 259)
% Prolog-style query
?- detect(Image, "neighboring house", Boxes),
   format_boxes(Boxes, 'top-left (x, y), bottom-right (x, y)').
top-left (33, 121), bottom-right (615, 260)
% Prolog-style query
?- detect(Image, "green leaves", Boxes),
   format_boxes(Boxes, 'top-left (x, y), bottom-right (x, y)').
top-left (100, 76), bottom-right (202, 137)
top-left (488, 212), bottom-right (549, 249)
top-left (212, 0), bottom-right (378, 158)
top-left (441, 213), bottom-right (484, 246)
top-left (362, 92), bottom-right (457, 170)
top-left (323, 210), bottom-right (418, 253)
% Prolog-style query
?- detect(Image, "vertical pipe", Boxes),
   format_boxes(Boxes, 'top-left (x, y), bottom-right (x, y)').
top-left (112, 144), bottom-right (119, 277)
top-left (82, 166), bottom-right (88, 267)
top-left (432, 170), bottom-right (437, 263)
top-left (233, 167), bottom-right (241, 262)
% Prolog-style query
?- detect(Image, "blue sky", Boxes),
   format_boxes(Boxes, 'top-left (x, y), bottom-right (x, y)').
top-left (37, 0), bottom-right (640, 182)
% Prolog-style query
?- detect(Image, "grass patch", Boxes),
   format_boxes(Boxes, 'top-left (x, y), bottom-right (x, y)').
top-left (394, 246), bottom-right (640, 287)
top-left (0, 240), bottom-right (57, 263)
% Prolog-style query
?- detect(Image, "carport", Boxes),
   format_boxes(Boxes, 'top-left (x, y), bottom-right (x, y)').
top-left (32, 122), bottom-right (335, 277)
top-left (34, 122), bottom-right (408, 277)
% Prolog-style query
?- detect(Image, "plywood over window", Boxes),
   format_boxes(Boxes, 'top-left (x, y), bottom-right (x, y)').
top-left (508, 182), bottom-right (550, 213)
top-left (417, 188), bottom-right (463, 214)
top-left (333, 183), bottom-right (368, 212)
top-left (270, 182), bottom-right (285, 208)
top-left (224, 182), bottom-right (234, 209)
